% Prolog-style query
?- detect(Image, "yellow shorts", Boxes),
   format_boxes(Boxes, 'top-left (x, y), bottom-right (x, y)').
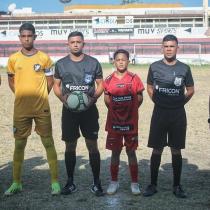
top-left (13, 113), bottom-right (52, 139)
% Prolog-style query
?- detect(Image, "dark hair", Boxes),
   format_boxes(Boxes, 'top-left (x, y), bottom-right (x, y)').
top-left (68, 31), bottom-right (84, 40)
top-left (113, 49), bottom-right (129, 59)
top-left (19, 22), bottom-right (35, 34)
top-left (162, 34), bottom-right (178, 44)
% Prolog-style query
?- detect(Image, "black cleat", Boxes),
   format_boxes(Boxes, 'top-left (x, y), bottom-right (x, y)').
top-left (173, 185), bottom-right (187, 198)
top-left (91, 180), bottom-right (104, 197)
top-left (61, 179), bottom-right (77, 195)
top-left (143, 184), bottom-right (157, 197)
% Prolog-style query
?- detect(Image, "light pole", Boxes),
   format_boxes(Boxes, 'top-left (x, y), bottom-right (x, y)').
top-left (203, 0), bottom-right (209, 28)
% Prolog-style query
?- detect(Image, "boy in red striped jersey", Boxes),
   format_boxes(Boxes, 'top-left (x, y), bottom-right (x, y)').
top-left (104, 49), bottom-right (144, 195)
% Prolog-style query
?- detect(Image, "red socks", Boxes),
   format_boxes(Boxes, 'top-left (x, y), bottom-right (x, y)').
top-left (110, 164), bottom-right (119, 181)
top-left (110, 163), bottom-right (138, 182)
top-left (129, 164), bottom-right (138, 183)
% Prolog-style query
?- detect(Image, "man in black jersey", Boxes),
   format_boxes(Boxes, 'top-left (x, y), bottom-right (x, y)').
top-left (143, 34), bottom-right (194, 198)
top-left (53, 31), bottom-right (104, 196)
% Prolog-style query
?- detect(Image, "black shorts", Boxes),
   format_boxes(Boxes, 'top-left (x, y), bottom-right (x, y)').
top-left (61, 104), bottom-right (99, 142)
top-left (148, 106), bottom-right (187, 149)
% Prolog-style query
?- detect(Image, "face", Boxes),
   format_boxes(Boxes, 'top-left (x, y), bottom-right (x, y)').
top-left (114, 53), bottom-right (129, 72)
top-left (19, 30), bottom-right (36, 50)
top-left (162, 40), bottom-right (178, 62)
top-left (68, 35), bottom-right (84, 55)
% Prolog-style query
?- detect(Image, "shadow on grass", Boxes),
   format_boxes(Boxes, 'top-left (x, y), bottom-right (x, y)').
top-left (0, 156), bottom-right (209, 210)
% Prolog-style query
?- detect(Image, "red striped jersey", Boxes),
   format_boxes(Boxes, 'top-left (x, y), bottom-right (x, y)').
top-left (104, 71), bottom-right (144, 134)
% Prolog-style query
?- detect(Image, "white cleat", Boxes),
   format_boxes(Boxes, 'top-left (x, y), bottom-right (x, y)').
top-left (131, 182), bottom-right (141, 195)
top-left (106, 181), bottom-right (119, 195)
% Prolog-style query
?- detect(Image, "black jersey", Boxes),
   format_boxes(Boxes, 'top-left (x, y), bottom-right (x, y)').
top-left (54, 54), bottom-right (103, 96)
top-left (147, 60), bottom-right (194, 109)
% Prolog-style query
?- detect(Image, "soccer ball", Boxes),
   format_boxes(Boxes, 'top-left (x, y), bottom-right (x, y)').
top-left (66, 91), bottom-right (90, 112)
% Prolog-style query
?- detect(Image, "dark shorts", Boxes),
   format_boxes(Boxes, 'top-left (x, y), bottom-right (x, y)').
top-left (148, 106), bottom-right (187, 149)
top-left (62, 104), bottom-right (99, 142)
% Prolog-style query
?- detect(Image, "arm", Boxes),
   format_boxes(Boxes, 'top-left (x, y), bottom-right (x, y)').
top-left (147, 84), bottom-right (154, 101)
top-left (8, 74), bottom-right (15, 93)
top-left (137, 92), bottom-right (143, 107)
top-left (94, 78), bottom-right (104, 99)
top-left (185, 86), bottom-right (194, 104)
top-left (104, 93), bottom-right (110, 108)
top-left (53, 78), bottom-right (67, 103)
top-left (46, 75), bottom-right (54, 94)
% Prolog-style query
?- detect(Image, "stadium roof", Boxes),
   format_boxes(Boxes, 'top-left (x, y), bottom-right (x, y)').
top-left (64, 3), bottom-right (183, 11)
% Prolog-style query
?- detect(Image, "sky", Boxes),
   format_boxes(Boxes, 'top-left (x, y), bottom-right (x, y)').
top-left (0, 0), bottom-right (204, 13)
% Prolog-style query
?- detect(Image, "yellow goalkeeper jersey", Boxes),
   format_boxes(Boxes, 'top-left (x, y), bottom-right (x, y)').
top-left (7, 50), bottom-right (53, 117)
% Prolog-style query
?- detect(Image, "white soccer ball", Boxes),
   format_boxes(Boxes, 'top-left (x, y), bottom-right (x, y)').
top-left (66, 91), bottom-right (90, 112)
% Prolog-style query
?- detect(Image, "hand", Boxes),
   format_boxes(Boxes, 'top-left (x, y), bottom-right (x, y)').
top-left (87, 95), bottom-right (97, 107)
top-left (61, 94), bottom-right (69, 109)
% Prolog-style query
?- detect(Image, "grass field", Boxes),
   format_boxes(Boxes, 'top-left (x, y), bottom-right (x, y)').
top-left (0, 64), bottom-right (210, 210)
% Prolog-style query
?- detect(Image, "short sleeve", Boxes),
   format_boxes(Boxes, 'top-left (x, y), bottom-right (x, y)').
top-left (185, 67), bottom-right (194, 87)
top-left (54, 62), bottom-right (61, 79)
top-left (134, 75), bottom-right (145, 93)
top-left (95, 61), bottom-right (103, 79)
top-left (7, 56), bottom-right (15, 75)
top-left (103, 80), bottom-right (109, 95)
top-left (43, 55), bottom-right (54, 76)
top-left (147, 65), bottom-right (154, 85)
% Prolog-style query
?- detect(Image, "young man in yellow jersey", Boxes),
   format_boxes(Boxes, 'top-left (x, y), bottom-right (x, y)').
top-left (5, 23), bottom-right (60, 196)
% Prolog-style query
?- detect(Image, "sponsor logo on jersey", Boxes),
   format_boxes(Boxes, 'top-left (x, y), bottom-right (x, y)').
top-left (65, 84), bottom-right (89, 91)
top-left (112, 95), bottom-right (132, 102)
top-left (116, 83), bottom-right (125, 88)
top-left (158, 87), bottom-right (180, 95)
top-left (34, 64), bottom-right (41, 72)
top-left (84, 74), bottom-right (93, 84)
top-left (174, 77), bottom-right (182, 86)
top-left (112, 124), bottom-right (132, 131)
top-left (155, 84), bottom-right (180, 95)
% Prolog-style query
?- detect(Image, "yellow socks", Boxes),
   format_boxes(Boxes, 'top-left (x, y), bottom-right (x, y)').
top-left (41, 136), bottom-right (59, 183)
top-left (13, 139), bottom-right (27, 183)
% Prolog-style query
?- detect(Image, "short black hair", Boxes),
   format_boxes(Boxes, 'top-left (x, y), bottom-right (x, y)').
top-left (113, 49), bottom-right (129, 59)
top-left (19, 22), bottom-right (35, 34)
top-left (162, 34), bottom-right (178, 44)
top-left (68, 31), bottom-right (84, 40)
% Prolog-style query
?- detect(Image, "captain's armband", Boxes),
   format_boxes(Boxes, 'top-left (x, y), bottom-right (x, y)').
top-left (44, 66), bottom-right (54, 76)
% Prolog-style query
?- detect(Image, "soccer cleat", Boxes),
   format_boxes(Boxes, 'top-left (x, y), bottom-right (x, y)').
top-left (91, 180), bottom-right (104, 197)
top-left (106, 181), bottom-right (119, 195)
top-left (173, 185), bottom-right (187, 198)
top-left (130, 182), bottom-right (141, 195)
top-left (143, 184), bottom-right (157, 197)
top-left (4, 182), bottom-right (22, 196)
top-left (51, 182), bottom-right (61, 195)
top-left (61, 180), bottom-right (77, 195)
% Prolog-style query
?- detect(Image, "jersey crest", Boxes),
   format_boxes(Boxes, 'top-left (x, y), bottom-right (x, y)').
top-left (84, 73), bottom-right (93, 84)
top-left (34, 64), bottom-right (41, 72)
top-left (174, 77), bottom-right (182, 86)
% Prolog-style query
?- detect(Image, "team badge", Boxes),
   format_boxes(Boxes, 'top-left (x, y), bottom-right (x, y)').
top-left (174, 77), bottom-right (182, 86)
top-left (34, 64), bottom-right (41, 72)
top-left (84, 74), bottom-right (93, 84)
